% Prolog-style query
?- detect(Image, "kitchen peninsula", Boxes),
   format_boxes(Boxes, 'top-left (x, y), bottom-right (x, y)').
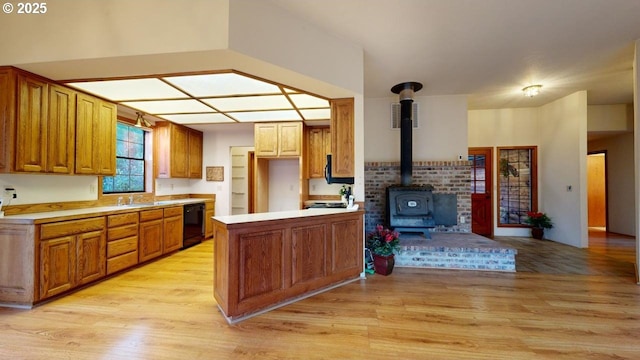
top-left (212, 207), bottom-right (364, 323)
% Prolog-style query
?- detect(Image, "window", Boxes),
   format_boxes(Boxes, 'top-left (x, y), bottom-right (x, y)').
top-left (102, 123), bottom-right (145, 194)
top-left (497, 146), bottom-right (538, 226)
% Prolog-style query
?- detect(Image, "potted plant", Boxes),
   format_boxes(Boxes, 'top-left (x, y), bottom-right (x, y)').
top-left (365, 224), bottom-right (400, 275)
top-left (525, 211), bottom-right (553, 239)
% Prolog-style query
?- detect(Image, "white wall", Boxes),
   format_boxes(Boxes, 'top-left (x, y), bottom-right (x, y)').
top-left (468, 107), bottom-right (539, 237)
top-left (0, 174), bottom-right (97, 205)
top-left (539, 91), bottom-right (589, 248)
top-left (188, 124), bottom-right (255, 217)
top-left (588, 133), bottom-right (635, 236)
top-left (268, 159), bottom-right (300, 212)
top-left (364, 94), bottom-right (468, 162)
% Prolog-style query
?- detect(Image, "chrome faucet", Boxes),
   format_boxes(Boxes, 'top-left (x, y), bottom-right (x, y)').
top-left (117, 196), bottom-right (124, 206)
top-left (129, 195), bottom-right (134, 205)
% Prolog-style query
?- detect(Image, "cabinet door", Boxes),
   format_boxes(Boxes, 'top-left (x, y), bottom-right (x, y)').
top-left (0, 68), bottom-right (16, 173)
top-left (75, 93), bottom-right (116, 175)
top-left (76, 230), bottom-right (106, 285)
top-left (308, 127), bottom-right (329, 178)
top-left (205, 208), bottom-right (214, 239)
top-left (75, 93), bottom-right (98, 174)
top-left (15, 73), bottom-right (48, 173)
top-left (188, 129), bottom-right (203, 179)
top-left (163, 215), bottom-right (183, 253)
top-left (330, 98), bottom-right (354, 177)
top-left (278, 122), bottom-right (302, 156)
top-left (139, 219), bottom-right (163, 262)
top-left (47, 84), bottom-right (76, 174)
top-left (154, 122), bottom-right (171, 178)
top-left (96, 100), bottom-right (116, 175)
top-left (170, 124), bottom-right (189, 178)
top-left (40, 236), bottom-right (76, 299)
top-left (254, 123), bottom-right (278, 157)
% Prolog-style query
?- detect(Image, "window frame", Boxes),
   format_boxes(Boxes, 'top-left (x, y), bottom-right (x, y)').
top-left (497, 146), bottom-right (538, 227)
top-left (101, 121), bottom-right (148, 195)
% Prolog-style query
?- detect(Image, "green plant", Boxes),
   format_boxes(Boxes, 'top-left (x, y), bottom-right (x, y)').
top-left (366, 224), bottom-right (400, 256)
top-left (525, 211), bottom-right (553, 229)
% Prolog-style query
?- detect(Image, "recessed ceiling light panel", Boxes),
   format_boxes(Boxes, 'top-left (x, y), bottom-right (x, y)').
top-left (202, 95), bottom-right (292, 112)
top-left (300, 108), bottom-right (331, 120)
top-left (229, 110), bottom-right (302, 122)
top-left (164, 73), bottom-right (281, 97)
top-left (161, 113), bottom-right (234, 124)
top-left (67, 79), bottom-right (188, 101)
top-left (121, 99), bottom-right (214, 114)
top-left (288, 93), bottom-right (330, 108)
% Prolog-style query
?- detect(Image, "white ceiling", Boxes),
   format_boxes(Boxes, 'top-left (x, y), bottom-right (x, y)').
top-left (270, 0), bottom-right (640, 109)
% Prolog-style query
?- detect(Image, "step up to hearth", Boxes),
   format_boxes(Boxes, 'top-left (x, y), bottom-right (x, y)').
top-left (395, 232), bottom-right (517, 272)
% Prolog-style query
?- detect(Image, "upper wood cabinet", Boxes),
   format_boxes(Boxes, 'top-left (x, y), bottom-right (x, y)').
top-left (0, 68), bottom-right (77, 174)
top-left (255, 122), bottom-right (302, 158)
top-left (188, 129), bottom-right (203, 179)
top-left (330, 98), bottom-right (355, 178)
top-left (75, 93), bottom-right (116, 175)
top-left (155, 122), bottom-right (203, 179)
top-left (307, 127), bottom-right (331, 178)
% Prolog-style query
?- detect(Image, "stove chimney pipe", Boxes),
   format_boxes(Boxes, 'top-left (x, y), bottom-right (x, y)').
top-left (391, 81), bottom-right (423, 186)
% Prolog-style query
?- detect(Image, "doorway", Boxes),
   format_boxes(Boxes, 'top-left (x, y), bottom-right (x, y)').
top-left (468, 147), bottom-right (493, 237)
top-left (587, 152), bottom-right (607, 230)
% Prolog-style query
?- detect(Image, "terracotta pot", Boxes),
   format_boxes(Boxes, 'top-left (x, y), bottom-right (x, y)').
top-left (531, 227), bottom-right (544, 239)
top-left (373, 254), bottom-right (395, 276)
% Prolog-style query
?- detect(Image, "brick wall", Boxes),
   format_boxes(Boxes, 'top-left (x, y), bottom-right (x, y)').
top-left (364, 161), bottom-right (472, 233)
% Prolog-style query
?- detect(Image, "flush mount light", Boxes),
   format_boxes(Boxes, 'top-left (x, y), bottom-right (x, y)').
top-left (135, 112), bottom-right (152, 128)
top-left (522, 84), bottom-right (542, 97)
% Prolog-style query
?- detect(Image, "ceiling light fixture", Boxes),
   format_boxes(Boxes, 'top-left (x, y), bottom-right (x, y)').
top-left (135, 112), bottom-right (152, 127)
top-left (522, 84), bottom-right (542, 97)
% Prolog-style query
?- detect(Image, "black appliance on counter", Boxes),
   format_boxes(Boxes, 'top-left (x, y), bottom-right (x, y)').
top-left (183, 203), bottom-right (204, 249)
top-left (324, 154), bottom-right (354, 184)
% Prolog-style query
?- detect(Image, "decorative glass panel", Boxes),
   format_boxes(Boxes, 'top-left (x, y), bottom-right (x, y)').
top-left (497, 147), bottom-right (537, 227)
top-left (103, 123), bottom-right (146, 194)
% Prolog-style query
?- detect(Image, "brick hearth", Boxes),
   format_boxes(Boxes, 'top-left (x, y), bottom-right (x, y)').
top-left (394, 232), bottom-right (517, 272)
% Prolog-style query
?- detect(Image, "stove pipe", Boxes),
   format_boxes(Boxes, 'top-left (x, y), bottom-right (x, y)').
top-left (391, 81), bottom-right (423, 186)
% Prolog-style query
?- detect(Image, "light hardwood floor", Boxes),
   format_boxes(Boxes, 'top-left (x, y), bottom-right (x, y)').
top-left (1, 231), bottom-right (638, 360)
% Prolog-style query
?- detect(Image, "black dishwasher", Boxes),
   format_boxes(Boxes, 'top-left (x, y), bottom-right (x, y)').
top-left (183, 203), bottom-right (205, 249)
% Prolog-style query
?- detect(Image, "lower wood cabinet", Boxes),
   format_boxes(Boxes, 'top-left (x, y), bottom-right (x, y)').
top-left (138, 209), bottom-right (164, 263)
top-left (213, 210), bottom-right (364, 322)
top-left (204, 200), bottom-right (214, 239)
top-left (106, 212), bottom-right (139, 275)
top-left (163, 206), bottom-right (183, 254)
top-left (39, 217), bottom-right (106, 300)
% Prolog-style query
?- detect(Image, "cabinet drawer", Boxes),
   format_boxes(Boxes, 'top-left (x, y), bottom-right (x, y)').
top-left (108, 212), bottom-right (138, 227)
top-left (40, 217), bottom-right (105, 240)
top-left (107, 251), bottom-right (138, 275)
top-left (107, 236), bottom-right (138, 258)
top-left (107, 223), bottom-right (138, 242)
top-left (164, 206), bottom-right (183, 218)
top-left (139, 209), bottom-right (163, 222)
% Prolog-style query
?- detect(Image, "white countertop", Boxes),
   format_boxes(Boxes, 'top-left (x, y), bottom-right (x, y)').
top-left (213, 206), bottom-right (361, 225)
top-left (0, 198), bottom-right (206, 223)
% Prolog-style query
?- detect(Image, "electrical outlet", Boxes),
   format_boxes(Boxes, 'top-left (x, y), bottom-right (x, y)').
top-left (460, 216), bottom-right (465, 224)
top-left (89, 184), bottom-right (96, 194)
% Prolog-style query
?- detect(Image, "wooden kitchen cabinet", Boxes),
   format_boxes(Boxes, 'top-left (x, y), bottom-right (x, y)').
top-left (188, 129), bottom-right (203, 179)
top-left (75, 92), bottom-right (116, 175)
top-left (204, 200), bottom-right (215, 239)
top-left (330, 98), bottom-right (355, 177)
top-left (255, 122), bottom-right (302, 157)
top-left (155, 121), bottom-right (203, 179)
top-left (0, 67), bottom-right (76, 174)
top-left (106, 212), bottom-right (139, 275)
top-left (39, 217), bottom-right (106, 300)
top-left (163, 206), bottom-right (183, 254)
top-left (307, 127), bottom-right (330, 178)
top-left (138, 209), bottom-right (164, 262)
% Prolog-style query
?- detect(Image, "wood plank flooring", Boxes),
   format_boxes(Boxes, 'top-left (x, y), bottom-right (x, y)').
top-left (0, 231), bottom-right (638, 359)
